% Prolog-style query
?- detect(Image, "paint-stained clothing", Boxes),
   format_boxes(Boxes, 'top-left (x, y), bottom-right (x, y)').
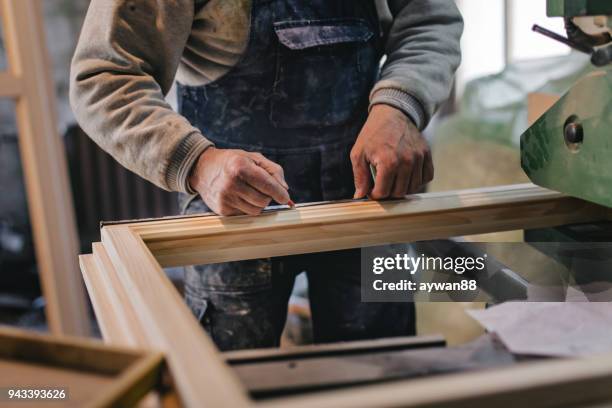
top-left (70, 0), bottom-right (463, 193)
top-left (178, 0), bottom-right (418, 350)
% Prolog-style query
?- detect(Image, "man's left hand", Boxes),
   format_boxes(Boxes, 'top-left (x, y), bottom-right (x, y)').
top-left (350, 104), bottom-right (434, 200)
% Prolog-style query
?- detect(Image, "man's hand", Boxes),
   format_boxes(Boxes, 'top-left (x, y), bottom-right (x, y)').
top-left (189, 147), bottom-right (290, 216)
top-left (350, 104), bottom-right (434, 200)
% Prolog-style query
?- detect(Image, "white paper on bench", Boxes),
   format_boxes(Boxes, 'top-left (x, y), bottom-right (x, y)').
top-left (468, 302), bottom-right (612, 357)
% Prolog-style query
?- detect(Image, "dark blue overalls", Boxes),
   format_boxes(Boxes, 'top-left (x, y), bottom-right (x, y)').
top-left (178, 0), bottom-right (415, 351)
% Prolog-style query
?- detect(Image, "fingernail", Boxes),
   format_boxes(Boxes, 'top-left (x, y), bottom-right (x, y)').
top-left (288, 199), bottom-right (296, 208)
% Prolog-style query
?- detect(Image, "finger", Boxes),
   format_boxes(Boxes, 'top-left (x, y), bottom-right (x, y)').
top-left (240, 162), bottom-right (290, 204)
top-left (216, 202), bottom-right (242, 217)
top-left (222, 191), bottom-right (264, 216)
top-left (423, 150), bottom-right (434, 184)
top-left (235, 180), bottom-right (271, 208)
top-left (370, 164), bottom-right (395, 200)
top-left (351, 153), bottom-right (372, 199)
top-left (232, 196), bottom-right (266, 216)
top-left (407, 154), bottom-right (423, 194)
top-left (248, 152), bottom-right (288, 189)
top-left (391, 163), bottom-right (411, 198)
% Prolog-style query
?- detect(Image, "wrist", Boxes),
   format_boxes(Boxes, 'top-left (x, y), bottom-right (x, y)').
top-left (370, 103), bottom-right (410, 122)
top-left (188, 145), bottom-right (216, 193)
top-left (369, 88), bottom-right (425, 130)
top-left (370, 104), bottom-right (418, 132)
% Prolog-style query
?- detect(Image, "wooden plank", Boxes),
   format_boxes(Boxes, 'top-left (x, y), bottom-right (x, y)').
top-left (0, 359), bottom-right (116, 407)
top-left (0, 326), bottom-right (164, 408)
top-left (87, 183), bottom-right (612, 407)
top-left (260, 353), bottom-right (612, 408)
top-left (0, 325), bottom-right (140, 374)
top-left (78, 256), bottom-right (185, 406)
top-left (126, 184), bottom-right (605, 267)
top-left (0, 0), bottom-right (89, 336)
top-left (232, 338), bottom-right (512, 398)
top-left (82, 244), bottom-right (166, 348)
top-left (134, 184), bottom-right (564, 240)
top-left (101, 226), bottom-right (251, 408)
top-left (527, 92), bottom-right (560, 126)
top-left (90, 351), bottom-right (164, 408)
top-left (228, 336), bottom-right (449, 398)
top-left (80, 254), bottom-right (134, 347)
top-left (92, 243), bottom-right (151, 347)
top-left (225, 335), bottom-right (445, 364)
top-left (0, 72), bottom-right (22, 97)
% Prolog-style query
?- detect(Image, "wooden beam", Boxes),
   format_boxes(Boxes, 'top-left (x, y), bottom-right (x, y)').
top-left (127, 184), bottom-right (605, 267)
top-left (0, 0), bottom-right (89, 335)
top-left (83, 183), bottom-right (612, 407)
top-left (0, 326), bottom-right (164, 407)
top-left (80, 251), bottom-right (139, 348)
top-left (0, 72), bottom-right (22, 97)
top-left (260, 352), bottom-right (612, 408)
top-left (80, 255), bottom-right (120, 344)
top-left (94, 243), bottom-right (154, 347)
top-left (224, 335), bottom-right (445, 365)
top-left (101, 226), bottom-right (251, 408)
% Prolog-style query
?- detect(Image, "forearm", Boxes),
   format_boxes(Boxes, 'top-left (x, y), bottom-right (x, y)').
top-left (69, 0), bottom-right (211, 193)
top-left (370, 0), bottom-right (464, 130)
top-left (70, 67), bottom-right (212, 193)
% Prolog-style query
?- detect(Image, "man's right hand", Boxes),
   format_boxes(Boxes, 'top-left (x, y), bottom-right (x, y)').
top-left (188, 147), bottom-right (290, 216)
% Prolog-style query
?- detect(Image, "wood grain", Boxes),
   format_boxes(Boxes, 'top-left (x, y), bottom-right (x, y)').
top-left (93, 243), bottom-right (151, 347)
top-left (0, 0), bottom-right (89, 336)
top-left (260, 353), bottom-right (612, 408)
top-left (127, 184), bottom-right (605, 267)
top-left (0, 326), bottom-right (163, 408)
top-left (0, 72), bottom-right (22, 97)
top-left (101, 226), bottom-right (251, 408)
top-left (0, 359), bottom-right (114, 408)
top-left (80, 253), bottom-right (135, 347)
top-left (224, 335), bottom-right (445, 364)
top-left (82, 183), bottom-right (612, 407)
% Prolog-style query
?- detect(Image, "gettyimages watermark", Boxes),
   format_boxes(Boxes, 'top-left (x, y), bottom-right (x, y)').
top-left (360, 241), bottom-right (612, 302)
top-left (371, 252), bottom-right (483, 292)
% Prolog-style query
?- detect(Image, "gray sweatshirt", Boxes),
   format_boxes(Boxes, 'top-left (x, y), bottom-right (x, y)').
top-left (70, 0), bottom-right (463, 193)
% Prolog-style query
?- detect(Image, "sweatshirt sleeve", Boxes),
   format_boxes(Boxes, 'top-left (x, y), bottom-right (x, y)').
top-left (370, 0), bottom-right (464, 130)
top-left (70, 0), bottom-right (212, 193)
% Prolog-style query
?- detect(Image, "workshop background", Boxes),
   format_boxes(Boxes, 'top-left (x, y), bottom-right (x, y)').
top-left (0, 0), bottom-right (591, 343)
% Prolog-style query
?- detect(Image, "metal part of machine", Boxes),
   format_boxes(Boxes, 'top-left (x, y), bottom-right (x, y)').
top-left (521, 70), bottom-right (612, 207)
top-left (547, 0), bottom-right (611, 19)
top-left (521, 0), bottom-right (612, 208)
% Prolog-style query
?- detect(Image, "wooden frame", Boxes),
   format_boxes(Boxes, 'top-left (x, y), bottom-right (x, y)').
top-left (0, 325), bottom-right (164, 407)
top-left (81, 183), bottom-right (612, 407)
top-left (0, 0), bottom-right (89, 335)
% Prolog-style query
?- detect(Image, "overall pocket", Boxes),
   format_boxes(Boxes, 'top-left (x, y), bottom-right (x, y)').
top-left (269, 18), bottom-right (377, 129)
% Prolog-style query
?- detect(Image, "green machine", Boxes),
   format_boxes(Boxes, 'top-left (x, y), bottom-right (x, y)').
top-left (521, 0), bottom-right (612, 208)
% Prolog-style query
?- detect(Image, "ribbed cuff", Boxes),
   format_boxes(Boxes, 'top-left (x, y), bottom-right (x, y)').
top-left (369, 88), bottom-right (426, 130)
top-left (166, 132), bottom-right (214, 194)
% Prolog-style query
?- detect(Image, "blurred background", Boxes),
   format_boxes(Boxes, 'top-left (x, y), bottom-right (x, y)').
top-left (0, 0), bottom-right (594, 342)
